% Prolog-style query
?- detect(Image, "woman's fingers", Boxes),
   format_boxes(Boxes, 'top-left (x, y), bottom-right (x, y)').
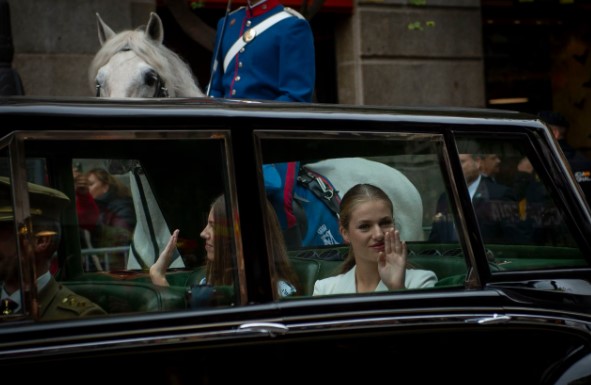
top-left (385, 230), bottom-right (402, 253)
top-left (167, 229), bottom-right (179, 251)
top-left (384, 229), bottom-right (406, 266)
top-left (150, 229), bottom-right (179, 287)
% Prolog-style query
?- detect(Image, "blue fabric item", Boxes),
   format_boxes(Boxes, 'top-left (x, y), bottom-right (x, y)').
top-left (208, 1), bottom-right (315, 102)
top-left (264, 161), bottom-right (298, 231)
top-left (293, 182), bottom-right (342, 246)
top-left (263, 164), bottom-right (282, 191)
top-left (263, 162), bottom-right (342, 247)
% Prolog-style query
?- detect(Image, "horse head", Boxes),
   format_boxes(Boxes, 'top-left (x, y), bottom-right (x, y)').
top-left (90, 12), bottom-right (204, 98)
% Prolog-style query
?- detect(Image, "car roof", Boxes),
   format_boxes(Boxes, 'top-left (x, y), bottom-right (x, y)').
top-left (0, 95), bottom-right (540, 126)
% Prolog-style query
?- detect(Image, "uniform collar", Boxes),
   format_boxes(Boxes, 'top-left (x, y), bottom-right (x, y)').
top-left (0, 287), bottom-right (20, 309)
top-left (247, 0), bottom-right (282, 18)
top-left (0, 271), bottom-right (52, 313)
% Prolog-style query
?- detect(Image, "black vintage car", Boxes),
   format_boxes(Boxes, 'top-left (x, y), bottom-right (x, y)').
top-left (0, 96), bottom-right (590, 385)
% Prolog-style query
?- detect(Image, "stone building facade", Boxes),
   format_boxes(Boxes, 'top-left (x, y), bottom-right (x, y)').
top-left (6, 0), bottom-right (485, 107)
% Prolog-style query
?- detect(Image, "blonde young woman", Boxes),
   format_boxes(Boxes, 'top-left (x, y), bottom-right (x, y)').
top-left (313, 183), bottom-right (437, 295)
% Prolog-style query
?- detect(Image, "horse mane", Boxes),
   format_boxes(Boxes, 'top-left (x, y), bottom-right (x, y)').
top-left (89, 27), bottom-right (204, 97)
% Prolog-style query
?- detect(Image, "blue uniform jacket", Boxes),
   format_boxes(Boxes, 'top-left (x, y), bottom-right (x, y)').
top-left (264, 162), bottom-right (342, 248)
top-left (208, 0), bottom-right (315, 102)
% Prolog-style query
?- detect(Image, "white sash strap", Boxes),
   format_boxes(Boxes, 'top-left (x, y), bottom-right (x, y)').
top-left (223, 10), bottom-right (292, 72)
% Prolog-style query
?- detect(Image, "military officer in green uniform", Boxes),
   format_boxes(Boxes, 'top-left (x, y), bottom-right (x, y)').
top-left (0, 176), bottom-right (106, 320)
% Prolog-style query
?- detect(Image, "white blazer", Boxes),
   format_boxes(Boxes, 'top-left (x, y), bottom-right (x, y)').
top-left (313, 266), bottom-right (437, 296)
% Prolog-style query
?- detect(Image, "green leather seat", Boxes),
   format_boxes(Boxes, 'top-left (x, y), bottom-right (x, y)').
top-left (64, 281), bottom-right (187, 314)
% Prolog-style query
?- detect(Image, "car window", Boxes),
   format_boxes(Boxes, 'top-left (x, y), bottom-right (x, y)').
top-left (256, 130), bottom-right (457, 297)
top-left (454, 136), bottom-right (588, 273)
top-left (257, 130), bottom-right (590, 300)
top-left (0, 131), bottom-right (243, 321)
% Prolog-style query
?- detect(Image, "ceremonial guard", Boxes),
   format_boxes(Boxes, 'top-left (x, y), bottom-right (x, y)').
top-left (207, 0), bottom-right (316, 102)
top-left (0, 177), bottom-right (106, 320)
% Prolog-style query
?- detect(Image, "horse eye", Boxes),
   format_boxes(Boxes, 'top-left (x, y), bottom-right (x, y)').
top-left (144, 70), bottom-right (158, 87)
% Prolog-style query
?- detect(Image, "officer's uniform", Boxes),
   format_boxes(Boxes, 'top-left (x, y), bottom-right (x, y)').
top-left (0, 176), bottom-right (107, 319)
top-left (38, 276), bottom-right (106, 320)
top-left (208, 0), bottom-right (315, 102)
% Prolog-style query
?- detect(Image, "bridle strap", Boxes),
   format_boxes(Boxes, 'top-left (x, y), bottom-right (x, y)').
top-left (153, 75), bottom-right (168, 97)
top-left (95, 73), bottom-right (168, 97)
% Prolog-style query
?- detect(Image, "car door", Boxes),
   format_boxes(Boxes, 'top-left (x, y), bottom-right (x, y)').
top-left (0, 122), bottom-right (286, 378)
top-left (251, 116), bottom-right (591, 385)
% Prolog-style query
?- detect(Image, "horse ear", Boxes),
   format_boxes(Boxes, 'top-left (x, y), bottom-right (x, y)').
top-left (96, 12), bottom-right (115, 46)
top-left (145, 12), bottom-right (164, 44)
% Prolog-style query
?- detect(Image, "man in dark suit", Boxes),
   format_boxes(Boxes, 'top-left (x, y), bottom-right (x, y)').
top-left (538, 111), bottom-right (587, 164)
top-left (538, 111), bottom-right (591, 204)
top-left (0, 177), bottom-right (106, 319)
top-left (429, 153), bottom-right (522, 244)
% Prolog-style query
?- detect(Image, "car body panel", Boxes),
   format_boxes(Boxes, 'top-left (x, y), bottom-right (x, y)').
top-left (0, 97), bottom-right (591, 384)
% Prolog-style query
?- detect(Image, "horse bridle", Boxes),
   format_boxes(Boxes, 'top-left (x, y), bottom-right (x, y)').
top-left (152, 76), bottom-right (169, 97)
top-left (95, 75), bottom-right (169, 97)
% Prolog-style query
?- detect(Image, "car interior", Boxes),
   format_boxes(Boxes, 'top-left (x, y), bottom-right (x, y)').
top-left (0, 127), bottom-right (588, 319)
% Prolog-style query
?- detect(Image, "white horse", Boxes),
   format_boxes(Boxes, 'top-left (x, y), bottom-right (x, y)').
top-left (90, 12), bottom-right (204, 98)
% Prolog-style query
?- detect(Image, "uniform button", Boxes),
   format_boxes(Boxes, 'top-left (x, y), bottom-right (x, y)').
top-left (231, 89), bottom-right (236, 96)
top-left (240, 47), bottom-right (245, 53)
top-left (239, 62), bottom-right (243, 68)
top-left (235, 76), bottom-right (241, 81)
top-left (246, 20), bottom-right (252, 27)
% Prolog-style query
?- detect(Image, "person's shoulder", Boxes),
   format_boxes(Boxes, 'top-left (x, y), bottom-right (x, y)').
top-left (283, 7), bottom-right (313, 30)
top-left (313, 268), bottom-right (354, 295)
top-left (57, 292), bottom-right (106, 316)
top-left (561, 141), bottom-right (589, 162)
top-left (228, 6), bottom-right (247, 16)
top-left (276, 7), bottom-right (311, 30)
top-left (57, 285), bottom-right (106, 315)
top-left (495, 182), bottom-right (518, 200)
top-left (481, 176), bottom-right (516, 199)
top-left (313, 273), bottom-right (343, 295)
top-left (42, 284), bottom-right (107, 319)
top-left (283, 7), bottom-right (305, 19)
